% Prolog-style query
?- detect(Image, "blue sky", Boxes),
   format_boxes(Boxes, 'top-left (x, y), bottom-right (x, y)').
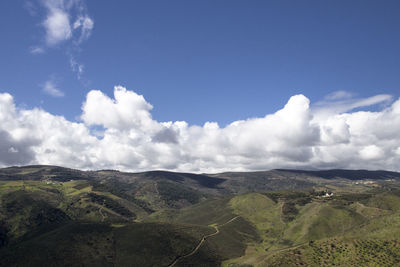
top-left (1, 0), bottom-right (400, 125)
top-left (1, 0), bottom-right (400, 172)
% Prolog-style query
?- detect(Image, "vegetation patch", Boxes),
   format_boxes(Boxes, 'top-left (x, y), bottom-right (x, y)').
top-left (156, 180), bottom-right (201, 207)
top-left (88, 193), bottom-right (136, 219)
top-left (282, 201), bottom-right (299, 222)
top-left (264, 238), bottom-right (400, 266)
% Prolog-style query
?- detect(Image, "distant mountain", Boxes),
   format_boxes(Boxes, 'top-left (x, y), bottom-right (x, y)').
top-left (1, 166), bottom-right (400, 207)
top-left (275, 168), bottom-right (400, 180)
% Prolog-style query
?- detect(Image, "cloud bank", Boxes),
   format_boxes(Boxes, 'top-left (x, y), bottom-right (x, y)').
top-left (0, 87), bottom-right (399, 172)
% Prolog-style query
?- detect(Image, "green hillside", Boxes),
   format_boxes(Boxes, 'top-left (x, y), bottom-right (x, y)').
top-left (1, 165), bottom-right (400, 266)
top-left (0, 222), bottom-right (215, 267)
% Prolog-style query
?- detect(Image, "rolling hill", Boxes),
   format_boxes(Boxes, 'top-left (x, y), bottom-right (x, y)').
top-left (1, 165), bottom-right (400, 266)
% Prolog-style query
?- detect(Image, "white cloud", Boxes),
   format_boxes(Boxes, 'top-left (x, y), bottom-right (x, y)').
top-left (325, 90), bottom-right (354, 100)
top-left (73, 15), bottom-right (94, 43)
top-left (42, 80), bottom-right (64, 97)
top-left (313, 93), bottom-right (393, 120)
top-left (31, 0), bottom-right (94, 80)
top-left (81, 86), bottom-right (156, 131)
top-left (70, 56), bottom-right (84, 79)
top-left (30, 46), bottom-right (45, 54)
top-left (43, 6), bottom-right (72, 45)
top-left (40, 0), bottom-right (94, 46)
top-left (0, 87), bottom-right (400, 172)
top-left (359, 145), bottom-right (384, 160)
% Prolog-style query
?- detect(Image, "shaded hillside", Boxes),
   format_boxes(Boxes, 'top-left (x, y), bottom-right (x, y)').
top-left (0, 222), bottom-right (216, 267)
top-left (212, 170), bottom-right (316, 194)
top-left (3, 165), bottom-right (400, 197)
top-left (142, 171), bottom-right (226, 188)
top-left (0, 165), bottom-right (90, 181)
top-left (276, 169), bottom-right (400, 181)
top-left (0, 166), bottom-right (226, 212)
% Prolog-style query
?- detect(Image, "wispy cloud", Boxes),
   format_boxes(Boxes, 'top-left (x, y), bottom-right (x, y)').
top-left (30, 46), bottom-right (45, 54)
top-left (29, 0), bottom-right (94, 80)
top-left (40, 0), bottom-right (94, 47)
top-left (70, 56), bottom-right (84, 79)
top-left (313, 91), bottom-right (393, 120)
top-left (42, 80), bottom-right (64, 97)
top-left (24, 1), bottom-right (38, 16)
top-left (324, 90), bottom-right (354, 100)
top-left (73, 15), bottom-right (94, 44)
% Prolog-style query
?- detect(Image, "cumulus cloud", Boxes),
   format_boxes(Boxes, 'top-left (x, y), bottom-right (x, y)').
top-left (81, 86), bottom-right (156, 131)
top-left (152, 127), bottom-right (179, 144)
top-left (0, 94), bottom-right (39, 165)
top-left (0, 87), bottom-right (400, 172)
top-left (0, 92), bottom-right (96, 169)
top-left (42, 80), bottom-right (64, 97)
top-left (0, 130), bottom-right (37, 165)
top-left (359, 145), bottom-right (384, 160)
top-left (40, 0), bottom-right (93, 46)
top-left (42, 1), bottom-right (72, 45)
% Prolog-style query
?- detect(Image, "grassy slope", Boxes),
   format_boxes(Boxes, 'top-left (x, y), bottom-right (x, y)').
top-left (0, 180), bottom-right (151, 243)
top-left (229, 193), bottom-right (284, 249)
top-left (149, 190), bottom-right (400, 266)
top-left (0, 223), bottom-right (114, 267)
top-left (283, 202), bottom-right (365, 244)
top-left (149, 195), bottom-right (264, 263)
top-left (252, 192), bottom-right (400, 266)
top-left (0, 222), bottom-right (215, 267)
top-left (263, 238), bottom-right (400, 267)
top-left (114, 223), bottom-right (215, 267)
top-left (0, 180), bottom-right (231, 266)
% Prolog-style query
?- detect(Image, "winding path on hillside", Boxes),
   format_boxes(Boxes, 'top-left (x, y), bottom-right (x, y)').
top-left (99, 202), bottom-right (106, 222)
top-left (167, 216), bottom-right (240, 267)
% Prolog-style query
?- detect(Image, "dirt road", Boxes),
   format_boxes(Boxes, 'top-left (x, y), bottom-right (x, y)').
top-left (167, 216), bottom-right (240, 267)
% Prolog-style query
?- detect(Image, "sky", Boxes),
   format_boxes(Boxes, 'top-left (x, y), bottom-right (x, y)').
top-left (1, 0), bottom-right (400, 172)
